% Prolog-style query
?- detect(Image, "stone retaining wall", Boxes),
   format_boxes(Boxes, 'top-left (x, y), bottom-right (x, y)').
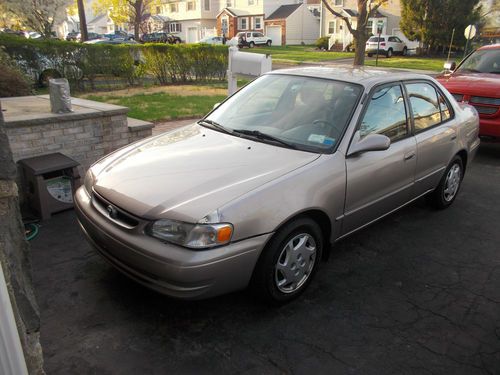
top-left (2, 95), bottom-right (154, 179)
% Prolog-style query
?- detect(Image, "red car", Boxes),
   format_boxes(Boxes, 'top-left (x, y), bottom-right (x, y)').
top-left (436, 44), bottom-right (500, 140)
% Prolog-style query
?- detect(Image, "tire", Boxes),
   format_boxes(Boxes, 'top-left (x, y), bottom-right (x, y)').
top-left (266, 40), bottom-right (272, 46)
top-left (430, 156), bottom-right (464, 209)
top-left (38, 69), bottom-right (62, 87)
top-left (386, 48), bottom-right (393, 58)
top-left (367, 53), bottom-right (373, 57)
top-left (251, 217), bottom-right (323, 305)
top-left (402, 47), bottom-right (407, 56)
top-left (249, 41), bottom-right (255, 48)
top-left (175, 39), bottom-right (181, 44)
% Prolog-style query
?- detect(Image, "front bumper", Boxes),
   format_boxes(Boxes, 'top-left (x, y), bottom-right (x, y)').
top-left (74, 187), bottom-right (271, 300)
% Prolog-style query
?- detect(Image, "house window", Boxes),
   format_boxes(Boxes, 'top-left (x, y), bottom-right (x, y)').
top-left (238, 17), bottom-right (248, 30)
top-left (187, 1), bottom-right (196, 11)
top-left (334, 0), bottom-right (343, 5)
top-left (248, 0), bottom-right (254, 5)
top-left (204, 0), bottom-right (210, 11)
top-left (366, 20), bottom-right (373, 34)
top-left (328, 21), bottom-right (335, 34)
top-left (156, 6), bottom-right (161, 14)
top-left (169, 3), bottom-right (178, 12)
top-left (226, 0), bottom-right (232, 7)
top-left (254, 16), bottom-right (262, 29)
top-left (169, 23), bottom-right (182, 32)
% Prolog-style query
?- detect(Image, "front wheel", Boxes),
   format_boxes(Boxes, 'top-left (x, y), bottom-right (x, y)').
top-left (430, 156), bottom-right (463, 209)
top-left (266, 40), bottom-right (272, 46)
top-left (402, 47), bottom-right (407, 56)
top-left (251, 218), bottom-right (323, 304)
top-left (367, 53), bottom-right (373, 57)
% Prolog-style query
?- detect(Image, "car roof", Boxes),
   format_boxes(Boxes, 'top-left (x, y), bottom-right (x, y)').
top-left (478, 44), bottom-right (500, 51)
top-left (267, 66), bottom-right (430, 87)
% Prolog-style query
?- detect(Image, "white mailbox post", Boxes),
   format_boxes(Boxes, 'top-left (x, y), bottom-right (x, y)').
top-left (227, 40), bottom-right (272, 96)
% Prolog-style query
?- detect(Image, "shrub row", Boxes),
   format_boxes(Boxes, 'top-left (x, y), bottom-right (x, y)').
top-left (0, 34), bottom-right (228, 91)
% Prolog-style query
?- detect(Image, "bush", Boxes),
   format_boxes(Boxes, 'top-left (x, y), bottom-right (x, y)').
top-left (0, 46), bottom-right (32, 97)
top-left (316, 36), bottom-right (330, 50)
top-left (0, 34), bottom-right (228, 91)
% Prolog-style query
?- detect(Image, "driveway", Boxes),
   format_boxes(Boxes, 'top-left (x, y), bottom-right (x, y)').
top-left (31, 142), bottom-right (500, 374)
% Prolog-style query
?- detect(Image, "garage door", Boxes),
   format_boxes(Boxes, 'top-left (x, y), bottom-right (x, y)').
top-left (187, 27), bottom-right (198, 43)
top-left (266, 26), bottom-right (282, 46)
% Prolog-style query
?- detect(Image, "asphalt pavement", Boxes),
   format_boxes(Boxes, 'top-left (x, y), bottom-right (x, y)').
top-left (30, 142), bottom-right (500, 374)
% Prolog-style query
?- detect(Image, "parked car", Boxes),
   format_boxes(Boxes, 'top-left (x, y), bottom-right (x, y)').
top-left (141, 32), bottom-right (182, 44)
top-left (75, 67), bottom-right (479, 304)
top-left (233, 31), bottom-right (272, 48)
top-left (365, 35), bottom-right (407, 57)
top-left (436, 44), bottom-right (500, 140)
top-left (104, 31), bottom-right (135, 41)
top-left (66, 31), bottom-right (78, 41)
top-left (76, 32), bottom-right (103, 41)
top-left (199, 36), bottom-right (224, 45)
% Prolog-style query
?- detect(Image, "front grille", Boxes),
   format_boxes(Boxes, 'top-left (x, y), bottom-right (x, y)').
top-left (470, 96), bottom-right (500, 106)
top-left (92, 191), bottom-right (139, 229)
top-left (471, 105), bottom-right (499, 115)
top-left (451, 93), bottom-right (464, 102)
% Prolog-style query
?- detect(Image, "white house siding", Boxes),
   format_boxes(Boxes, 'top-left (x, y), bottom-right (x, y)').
top-left (285, 4), bottom-right (319, 44)
top-left (177, 19), bottom-right (217, 42)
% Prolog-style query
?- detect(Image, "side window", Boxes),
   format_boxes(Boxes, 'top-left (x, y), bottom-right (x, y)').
top-left (388, 37), bottom-right (396, 42)
top-left (405, 82), bottom-right (441, 132)
top-left (438, 91), bottom-right (452, 122)
top-left (360, 84), bottom-right (408, 141)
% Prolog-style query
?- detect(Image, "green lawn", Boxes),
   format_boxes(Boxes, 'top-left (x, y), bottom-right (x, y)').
top-left (85, 92), bottom-right (226, 122)
top-left (245, 45), bottom-right (354, 63)
top-left (365, 56), bottom-right (446, 72)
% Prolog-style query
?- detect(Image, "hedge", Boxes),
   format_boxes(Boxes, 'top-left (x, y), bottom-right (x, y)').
top-left (0, 34), bottom-right (228, 91)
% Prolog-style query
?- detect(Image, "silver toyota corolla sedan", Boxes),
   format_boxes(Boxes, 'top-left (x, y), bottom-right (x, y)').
top-left (75, 67), bottom-right (480, 304)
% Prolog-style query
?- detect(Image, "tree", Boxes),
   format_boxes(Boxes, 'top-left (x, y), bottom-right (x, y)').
top-left (93, 0), bottom-right (160, 40)
top-left (400, 0), bottom-right (481, 54)
top-left (321, 0), bottom-right (388, 66)
top-left (77, 0), bottom-right (88, 41)
top-left (1, 0), bottom-right (73, 37)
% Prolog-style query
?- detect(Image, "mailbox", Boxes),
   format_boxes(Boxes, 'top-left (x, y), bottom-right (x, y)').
top-left (230, 50), bottom-right (272, 76)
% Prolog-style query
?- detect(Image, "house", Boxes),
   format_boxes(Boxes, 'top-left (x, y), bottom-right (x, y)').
top-left (264, 3), bottom-right (319, 45)
top-left (157, 0), bottom-right (319, 44)
top-left (320, 0), bottom-right (416, 51)
top-left (156, 0), bottom-right (219, 43)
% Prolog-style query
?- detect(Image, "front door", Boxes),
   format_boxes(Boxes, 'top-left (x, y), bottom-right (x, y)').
top-left (187, 27), bottom-right (198, 43)
top-left (343, 83), bottom-right (416, 235)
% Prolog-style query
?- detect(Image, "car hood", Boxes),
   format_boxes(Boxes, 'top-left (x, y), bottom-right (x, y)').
top-left (93, 124), bottom-right (320, 222)
top-left (436, 72), bottom-right (500, 96)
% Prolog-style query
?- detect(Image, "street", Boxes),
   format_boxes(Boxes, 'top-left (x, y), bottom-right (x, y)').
top-left (31, 142), bottom-right (500, 375)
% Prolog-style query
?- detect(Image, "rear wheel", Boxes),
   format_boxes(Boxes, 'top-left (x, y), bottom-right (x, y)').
top-left (249, 41), bottom-right (255, 48)
top-left (251, 218), bottom-right (323, 304)
top-left (430, 156), bottom-right (463, 209)
top-left (402, 47), bottom-right (408, 56)
top-left (386, 48), bottom-right (393, 58)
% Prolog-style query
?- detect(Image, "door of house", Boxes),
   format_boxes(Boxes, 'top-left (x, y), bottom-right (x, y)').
top-left (187, 27), bottom-right (198, 43)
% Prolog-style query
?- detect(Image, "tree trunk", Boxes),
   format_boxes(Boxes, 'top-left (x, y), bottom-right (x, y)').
top-left (77, 0), bottom-right (88, 42)
top-left (134, 0), bottom-right (144, 40)
top-left (353, 33), bottom-right (368, 66)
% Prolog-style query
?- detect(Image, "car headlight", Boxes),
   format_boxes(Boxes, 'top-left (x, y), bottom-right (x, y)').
top-left (84, 169), bottom-right (95, 195)
top-left (148, 219), bottom-right (233, 249)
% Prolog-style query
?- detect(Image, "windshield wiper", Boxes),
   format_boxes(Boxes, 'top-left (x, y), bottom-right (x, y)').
top-left (198, 119), bottom-right (233, 134)
top-left (233, 129), bottom-right (296, 149)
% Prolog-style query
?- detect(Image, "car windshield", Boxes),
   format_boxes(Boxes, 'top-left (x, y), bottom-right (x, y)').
top-left (456, 49), bottom-right (500, 74)
top-left (368, 37), bottom-right (384, 42)
top-left (203, 74), bottom-right (362, 153)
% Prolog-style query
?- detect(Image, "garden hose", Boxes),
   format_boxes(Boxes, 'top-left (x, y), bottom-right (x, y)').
top-left (24, 223), bottom-right (39, 241)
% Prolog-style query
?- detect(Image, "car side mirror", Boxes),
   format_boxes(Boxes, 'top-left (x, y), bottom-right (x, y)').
top-left (347, 131), bottom-right (391, 156)
top-left (443, 61), bottom-right (456, 72)
top-left (213, 102), bottom-right (221, 110)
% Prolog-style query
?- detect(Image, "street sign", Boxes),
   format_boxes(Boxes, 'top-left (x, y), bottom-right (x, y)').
top-left (464, 25), bottom-right (477, 40)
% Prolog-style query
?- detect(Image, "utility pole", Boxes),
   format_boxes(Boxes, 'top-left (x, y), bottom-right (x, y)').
top-left (77, 0), bottom-right (88, 42)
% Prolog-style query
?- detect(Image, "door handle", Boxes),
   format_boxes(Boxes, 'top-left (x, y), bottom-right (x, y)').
top-left (404, 152), bottom-right (415, 161)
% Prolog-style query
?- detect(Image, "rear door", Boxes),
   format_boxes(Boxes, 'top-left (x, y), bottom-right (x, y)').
top-left (343, 83), bottom-right (416, 235)
top-left (404, 81), bottom-right (457, 196)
